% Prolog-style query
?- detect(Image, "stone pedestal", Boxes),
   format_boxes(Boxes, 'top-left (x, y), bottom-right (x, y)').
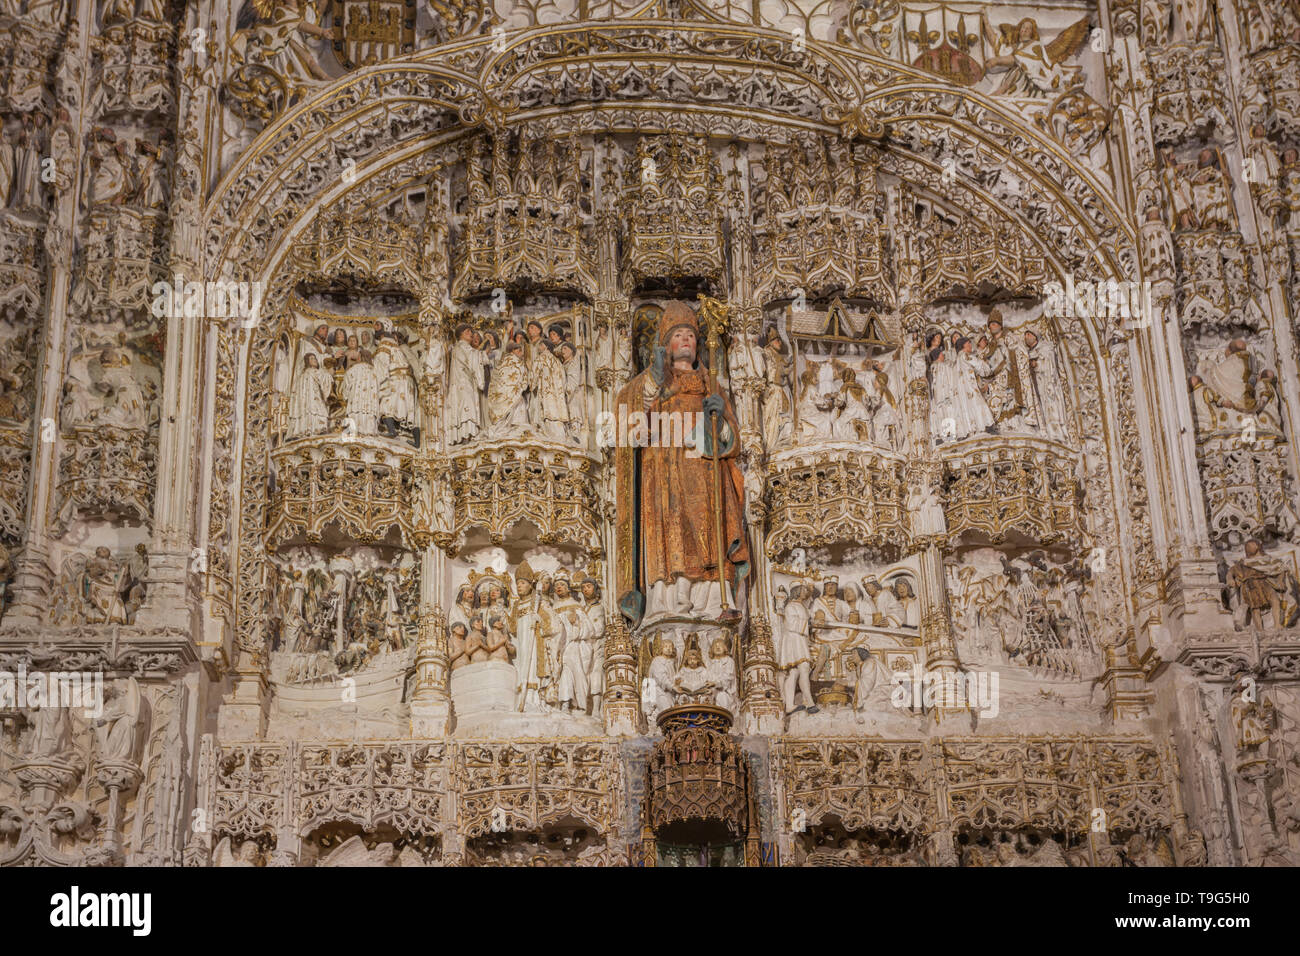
top-left (450, 661), bottom-right (517, 717)
top-left (410, 699), bottom-right (452, 737)
top-left (218, 667), bottom-right (270, 739)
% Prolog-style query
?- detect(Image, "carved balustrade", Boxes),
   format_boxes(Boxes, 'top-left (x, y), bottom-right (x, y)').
top-left (1175, 232), bottom-right (1256, 330)
top-left (776, 739), bottom-right (933, 834)
top-left (1197, 433), bottom-right (1293, 546)
top-left (55, 426), bottom-right (157, 531)
top-left (752, 138), bottom-right (890, 304)
top-left (619, 133), bottom-right (726, 289)
top-left (764, 446), bottom-right (907, 558)
top-left (0, 425), bottom-right (29, 544)
top-left (0, 22), bottom-right (64, 112)
top-left (93, 19), bottom-right (177, 116)
top-left (1150, 44), bottom-right (1233, 145)
top-left (455, 740), bottom-right (619, 840)
top-left (446, 441), bottom-right (602, 555)
top-left (199, 734), bottom-right (1193, 864)
top-left (298, 742), bottom-right (447, 839)
top-left (778, 736), bottom-right (1185, 855)
top-left (939, 436), bottom-right (1082, 548)
top-left (266, 436), bottom-right (417, 548)
top-left (451, 131), bottom-right (597, 299)
top-left (1245, 43), bottom-right (1300, 141)
top-left (289, 205), bottom-right (424, 292)
top-left (0, 214), bottom-right (44, 317)
top-left (77, 205), bottom-right (167, 313)
top-left (916, 218), bottom-right (1048, 300)
top-left (210, 743), bottom-right (291, 843)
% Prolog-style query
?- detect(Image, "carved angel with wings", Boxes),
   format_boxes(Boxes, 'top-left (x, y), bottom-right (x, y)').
top-left (233, 0), bottom-right (333, 86)
top-left (983, 16), bottom-right (1090, 99)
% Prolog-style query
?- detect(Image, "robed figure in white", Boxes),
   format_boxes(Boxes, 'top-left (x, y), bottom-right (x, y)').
top-left (528, 340), bottom-right (569, 441)
top-left (373, 334), bottom-right (417, 429)
top-left (510, 567), bottom-right (549, 713)
top-left (342, 349), bottom-right (379, 434)
top-left (487, 342), bottom-right (530, 438)
top-left (448, 327), bottom-right (486, 444)
top-left (288, 353), bottom-right (332, 437)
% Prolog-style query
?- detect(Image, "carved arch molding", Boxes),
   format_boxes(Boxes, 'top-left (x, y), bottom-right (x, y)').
top-left (200, 20), bottom-right (1148, 653)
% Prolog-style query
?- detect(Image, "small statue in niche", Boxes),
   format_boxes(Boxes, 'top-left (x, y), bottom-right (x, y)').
top-left (374, 328), bottom-right (419, 446)
top-left (80, 546), bottom-right (130, 624)
top-left (92, 677), bottom-right (147, 765)
top-left (645, 636), bottom-right (678, 718)
top-left (1190, 148), bottom-right (1235, 231)
top-left (1228, 675), bottom-right (1276, 763)
top-left (673, 637), bottom-right (718, 702)
top-left (123, 543), bottom-right (149, 619)
top-left (759, 328), bottom-right (792, 452)
top-left (1225, 539), bottom-right (1300, 630)
top-left (707, 635), bottom-right (737, 711)
top-left (94, 349), bottom-right (150, 430)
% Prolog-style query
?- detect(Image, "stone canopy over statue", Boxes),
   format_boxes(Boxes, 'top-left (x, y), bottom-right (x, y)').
top-left (615, 301), bottom-right (750, 627)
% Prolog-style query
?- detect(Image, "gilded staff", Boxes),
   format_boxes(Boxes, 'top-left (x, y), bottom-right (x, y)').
top-left (699, 295), bottom-right (730, 612)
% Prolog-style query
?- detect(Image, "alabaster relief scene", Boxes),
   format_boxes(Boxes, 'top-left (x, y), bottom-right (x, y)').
top-left (0, 0), bottom-right (1297, 870)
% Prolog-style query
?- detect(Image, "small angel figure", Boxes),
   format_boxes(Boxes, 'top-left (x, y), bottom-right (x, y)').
top-left (983, 16), bottom-right (1090, 99)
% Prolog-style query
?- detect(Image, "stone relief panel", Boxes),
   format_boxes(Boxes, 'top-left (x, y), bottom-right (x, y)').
top-left (56, 330), bottom-right (161, 535)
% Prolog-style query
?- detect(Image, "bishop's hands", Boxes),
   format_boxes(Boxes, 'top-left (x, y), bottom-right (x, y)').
top-left (651, 345), bottom-right (668, 387)
top-left (700, 394), bottom-right (736, 457)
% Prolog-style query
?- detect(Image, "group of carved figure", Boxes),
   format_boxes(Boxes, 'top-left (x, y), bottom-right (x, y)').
top-left (451, 564), bottom-right (605, 716)
top-left (643, 633), bottom-right (738, 717)
top-left (275, 553), bottom-right (416, 677)
top-left (61, 343), bottom-right (155, 432)
top-left (1161, 147), bottom-right (1238, 232)
top-left (1189, 339), bottom-right (1284, 437)
top-left (771, 574), bottom-right (919, 717)
top-left (84, 125), bottom-right (171, 212)
top-left (926, 311), bottom-right (1069, 444)
top-left (286, 322), bottom-right (420, 446)
top-left (947, 549), bottom-right (1097, 679)
top-left (446, 316), bottom-right (588, 446)
top-left (785, 347), bottom-right (904, 451)
top-left (0, 113), bottom-right (63, 213)
top-left (51, 543), bottom-right (149, 626)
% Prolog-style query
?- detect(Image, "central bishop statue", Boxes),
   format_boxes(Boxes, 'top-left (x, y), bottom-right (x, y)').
top-left (615, 301), bottom-right (750, 626)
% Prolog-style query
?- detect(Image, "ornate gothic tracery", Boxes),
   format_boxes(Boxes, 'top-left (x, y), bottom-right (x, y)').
top-left (0, 0), bottom-right (1297, 871)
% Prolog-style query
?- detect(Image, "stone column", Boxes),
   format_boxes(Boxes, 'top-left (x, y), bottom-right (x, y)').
top-left (898, 297), bottom-right (967, 723)
top-left (410, 590), bottom-right (452, 735)
top-left (730, 303), bottom-right (783, 735)
top-left (136, 3), bottom-right (210, 632)
top-left (602, 615), bottom-right (641, 736)
top-left (412, 304), bottom-right (453, 735)
top-left (4, 1), bottom-right (93, 624)
top-left (740, 615), bottom-right (783, 735)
